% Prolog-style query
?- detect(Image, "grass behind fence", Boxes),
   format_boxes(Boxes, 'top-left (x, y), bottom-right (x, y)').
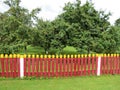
top-left (17, 45), bottom-right (78, 54)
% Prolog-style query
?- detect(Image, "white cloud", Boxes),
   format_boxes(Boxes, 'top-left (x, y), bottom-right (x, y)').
top-left (20, 0), bottom-right (76, 20)
top-left (92, 0), bottom-right (120, 24)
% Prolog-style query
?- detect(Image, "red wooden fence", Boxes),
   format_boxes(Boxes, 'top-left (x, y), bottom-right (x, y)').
top-left (0, 54), bottom-right (20, 77)
top-left (0, 54), bottom-right (120, 78)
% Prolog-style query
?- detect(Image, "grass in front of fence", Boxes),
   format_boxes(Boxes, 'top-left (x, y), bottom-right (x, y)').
top-left (0, 75), bottom-right (120, 90)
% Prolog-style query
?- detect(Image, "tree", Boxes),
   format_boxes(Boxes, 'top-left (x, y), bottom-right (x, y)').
top-left (50, 19), bottom-right (70, 53)
top-left (115, 18), bottom-right (120, 27)
top-left (32, 19), bottom-right (54, 54)
top-left (0, 0), bottom-right (40, 54)
top-left (57, 0), bottom-right (111, 53)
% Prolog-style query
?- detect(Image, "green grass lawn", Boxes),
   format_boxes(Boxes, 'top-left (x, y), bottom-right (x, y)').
top-left (18, 45), bottom-right (78, 54)
top-left (0, 75), bottom-right (120, 90)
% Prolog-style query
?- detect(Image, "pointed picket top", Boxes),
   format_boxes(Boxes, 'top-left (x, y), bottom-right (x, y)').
top-left (104, 54), bottom-right (106, 57)
top-left (44, 55), bottom-right (47, 58)
top-left (84, 54), bottom-right (87, 57)
top-left (52, 55), bottom-right (55, 58)
top-left (20, 55), bottom-right (23, 58)
top-left (74, 54), bottom-right (77, 58)
top-left (113, 54), bottom-right (116, 57)
top-left (13, 54), bottom-right (17, 58)
top-left (36, 55), bottom-right (39, 58)
top-left (92, 54), bottom-right (95, 57)
top-left (48, 55), bottom-right (51, 58)
top-left (64, 54), bottom-right (66, 58)
top-left (71, 55), bottom-right (73, 58)
top-left (5, 54), bottom-right (8, 58)
top-left (81, 54), bottom-right (84, 58)
top-left (67, 55), bottom-right (70, 58)
top-left (9, 54), bottom-right (12, 58)
top-left (28, 54), bottom-right (31, 58)
top-left (60, 55), bottom-right (62, 58)
top-left (56, 55), bottom-right (59, 58)
top-left (32, 54), bottom-right (35, 58)
top-left (17, 54), bottom-right (20, 58)
top-left (116, 54), bottom-right (119, 57)
top-left (78, 54), bottom-right (80, 58)
top-left (23, 54), bottom-right (27, 58)
top-left (96, 54), bottom-right (98, 57)
top-left (40, 55), bottom-right (43, 58)
top-left (111, 54), bottom-right (113, 57)
top-left (0, 54), bottom-right (4, 58)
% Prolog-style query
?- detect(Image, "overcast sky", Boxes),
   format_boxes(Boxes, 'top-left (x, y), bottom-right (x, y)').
top-left (0, 0), bottom-right (120, 24)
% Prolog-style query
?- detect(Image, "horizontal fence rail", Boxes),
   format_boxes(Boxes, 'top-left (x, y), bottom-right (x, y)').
top-left (0, 54), bottom-right (120, 78)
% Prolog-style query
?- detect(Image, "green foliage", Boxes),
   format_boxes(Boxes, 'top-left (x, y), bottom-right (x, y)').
top-left (115, 18), bottom-right (120, 27)
top-left (55, 0), bottom-right (119, 54)
top-left (0, 0), bottom-right (40, 54)
top-left (31, 19), bottom-right (54, 54)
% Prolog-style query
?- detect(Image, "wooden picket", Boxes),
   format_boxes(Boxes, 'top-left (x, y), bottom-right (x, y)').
top-left (0, 54), bottom-right (20, 78)
top-left (0, 54), bottom-right (120, 78)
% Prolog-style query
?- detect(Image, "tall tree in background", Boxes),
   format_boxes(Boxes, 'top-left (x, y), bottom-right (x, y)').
top-left (57, 0), bottom-right (113, 53)
top-left (32, 19), bottom-right (54, 54)
top-left (0, 0), bottom-right (40, 54)
top-left (115, 18), bottom-right (120, 27)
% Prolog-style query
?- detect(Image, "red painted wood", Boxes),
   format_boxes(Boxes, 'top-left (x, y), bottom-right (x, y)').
top-left (92, 55), bottom-right (94, 75)
top-left (81, 56), bottom-right (83, 76)
top-left (116, 55), bottom-right (120, 74)
top-left (40, 57), bottom-right (43, 77)
top-left (48, 57), bottom-right (51, 78)
top-left (32, 58), bottom-right (35, 76)
top-left (24, 57), bottom-right (27, 76)
top-left (74, 58), bottom-right (77, 76)
top-left (70, 58), bottom-right (73, 76)
top-left (118, 55), bottom-right (120, 74)
top-left (1, 58), bottom-right (5, 77)
top-left (14, 58), bottom-right (17, 77)
top-left (88, 55), bottom-right (90, 76)
top-left (44, 58), bottom-right (47, 78)
top-left (5, 58), bottom-right (9, 77)
top-left (63, 57), bottom-right (66, 77)
top-left (106, 55), bottom-right (109, 74)
top-left (18, 58), bottom-right (20, 77)
top-left (96, 56), bottom-right (98, 76)
top-left (114, 55), bottom-right (117, 74)
top-left (104, 55), bottom-right (107, 74)
top-left (83, 56), bottom-right (86, 76)
top-left (115, 55), bottom-right (118, 74)
top-left (67, 57), bottom-right (70, 76)
top-left (10, 58), bottom-right (13, 77)
top-left (28, 58), bottom-right (31, 76)
top-left (109, 55), bottom-right (112, 74)
top-left (36, 58), bottom-right (39, 77)
top-left (60, 58), bottom-right (62, 77)
top-left (1, 54), bottom-right (120, 78)
top-left (78, 57), bottom-right (81, 76)
top-left (101, 55), bottom-right (104, 74)
top-left (52, 57), bottom-right (54, 77)
top-left (101, 56), bottom-right (104, 75)
top-left (56, 57), bottom-right (58, 77)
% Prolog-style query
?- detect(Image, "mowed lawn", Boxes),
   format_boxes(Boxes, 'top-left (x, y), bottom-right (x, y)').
top-left (18, 45), bottom-right (78, 54)
top-left (0, 75), bottom-right (120, 90)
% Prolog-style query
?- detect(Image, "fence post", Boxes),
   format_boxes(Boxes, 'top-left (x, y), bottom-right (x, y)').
top-left (97, 54), bottom-right (101, 76)
top-left (20, 55), bottom-right (24, 78)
